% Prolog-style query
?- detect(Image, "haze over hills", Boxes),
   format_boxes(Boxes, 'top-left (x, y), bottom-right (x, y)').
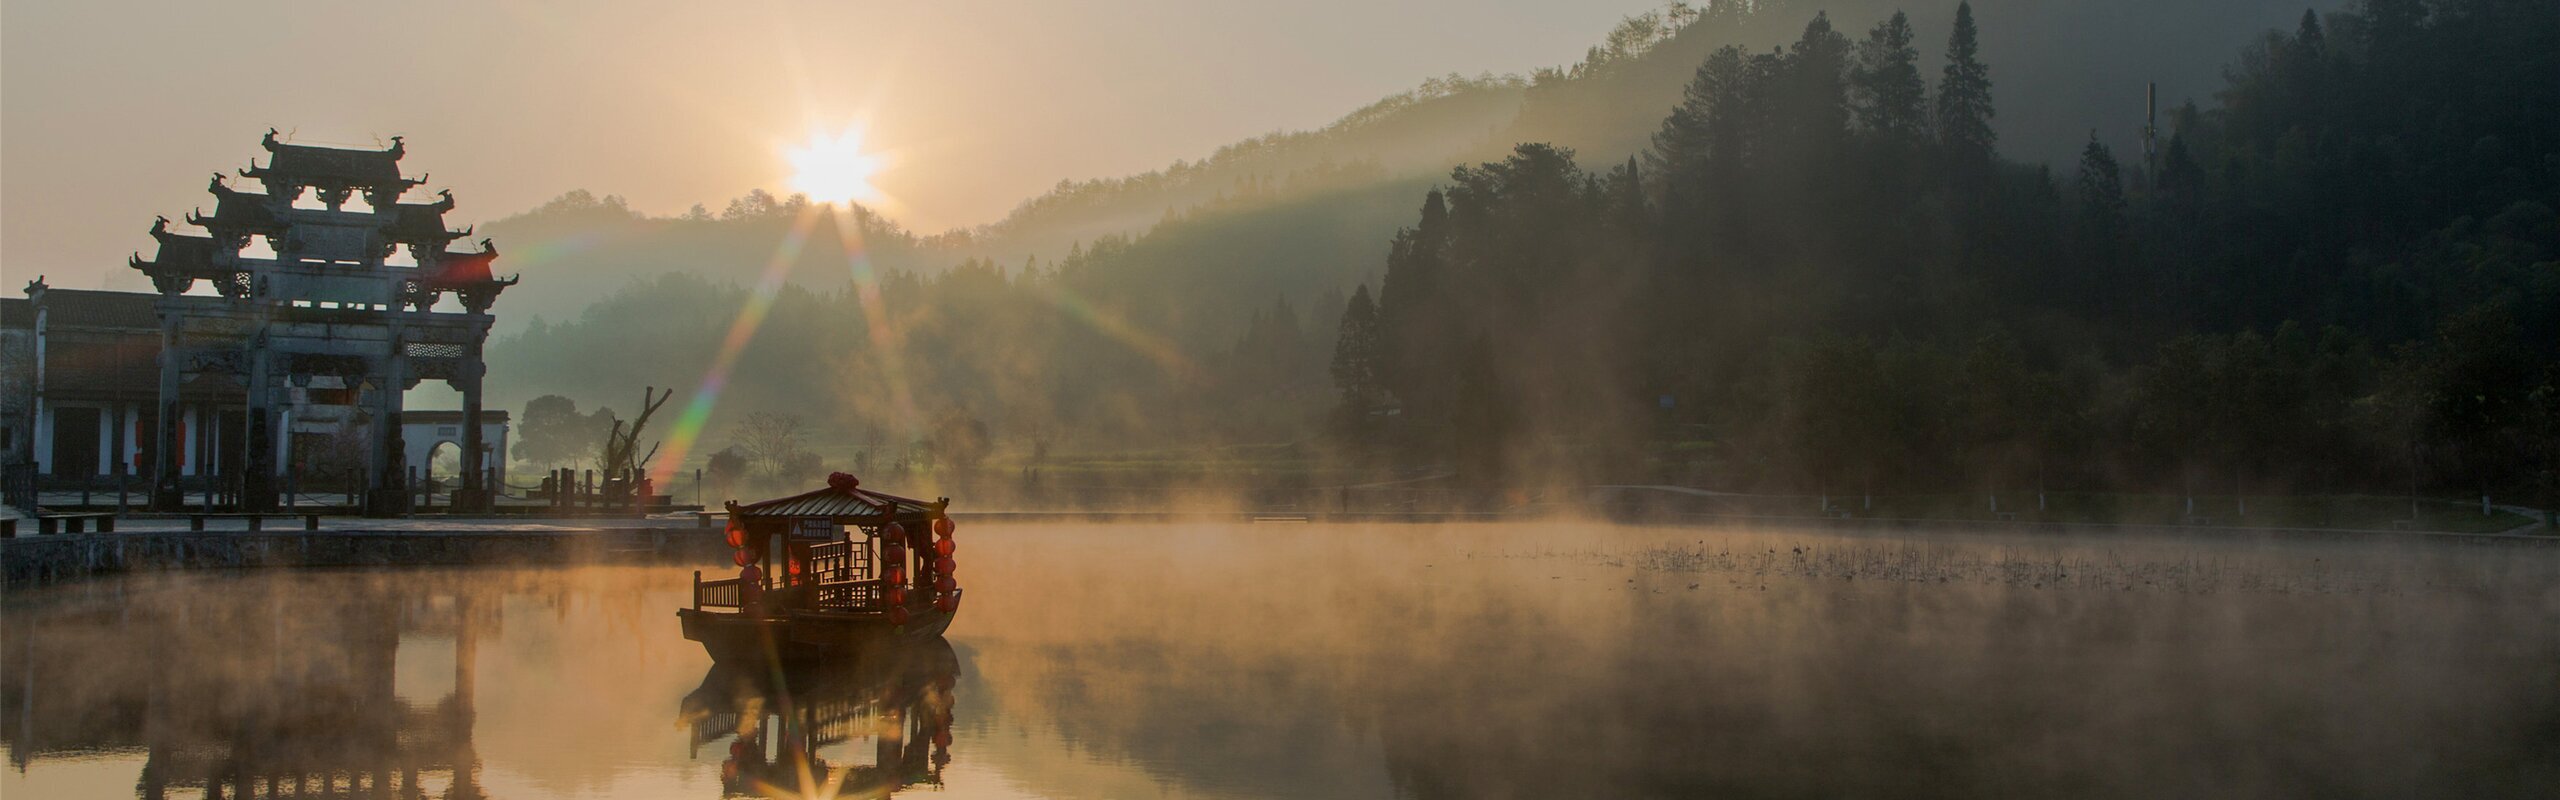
top-left (481, 0), bottom-right (2558, 516)
top-left (482, 0), bottom-right (2322, 333)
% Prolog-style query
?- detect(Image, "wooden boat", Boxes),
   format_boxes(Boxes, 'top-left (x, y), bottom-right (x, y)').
top-left (679, 473), bottom-right (965, 661)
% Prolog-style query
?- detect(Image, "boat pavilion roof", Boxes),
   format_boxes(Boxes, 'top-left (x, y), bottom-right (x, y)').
top-left (730, 476), bottom-right (947, 524)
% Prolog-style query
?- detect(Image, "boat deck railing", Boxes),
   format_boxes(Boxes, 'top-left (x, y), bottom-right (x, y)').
top-left (694, 533), bottom-right (928, 615)
top-left (815, 580), bottom-right (888, 611)
top-left (693, 572), bottom-right (743, 609)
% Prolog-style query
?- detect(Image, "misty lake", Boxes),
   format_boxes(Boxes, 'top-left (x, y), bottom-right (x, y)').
top-left (6, 522), bottom-right (2557, 799)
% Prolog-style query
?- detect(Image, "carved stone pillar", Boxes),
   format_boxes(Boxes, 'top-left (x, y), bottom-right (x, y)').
top-left (367, 337), bottom-right (411, 517)
top-left (457, 340), bottom-right (487, 513)
top-left (243, 338), bottom-right (277, 512)
top-left (151, 316), bottom-right (184, 510)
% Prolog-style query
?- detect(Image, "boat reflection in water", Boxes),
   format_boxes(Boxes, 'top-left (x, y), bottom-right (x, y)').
top-left (678, 638), bottom-right (959, 799)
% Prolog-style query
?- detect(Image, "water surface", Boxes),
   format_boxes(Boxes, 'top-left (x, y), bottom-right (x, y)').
top-left (6, 522), bottom-right (2557, 798)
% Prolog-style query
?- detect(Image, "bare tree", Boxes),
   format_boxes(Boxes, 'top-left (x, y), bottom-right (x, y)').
top-left (600, 386), bottom-right (671, 477)
top-left (733, 411), bottom-right (810, 477)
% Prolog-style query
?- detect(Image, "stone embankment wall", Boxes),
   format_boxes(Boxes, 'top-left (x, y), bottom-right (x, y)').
top-left (1, 529), bottom-right (730, 588)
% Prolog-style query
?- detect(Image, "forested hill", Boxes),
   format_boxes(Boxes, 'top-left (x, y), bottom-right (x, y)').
top-left (481, 0), bottom-right (2320, 332)
top-left (489, 0), bottom-right (2555, 506)
top-left (1331, 0), bottom-right (2558, 498)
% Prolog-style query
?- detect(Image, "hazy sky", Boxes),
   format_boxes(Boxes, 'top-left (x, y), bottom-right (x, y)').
top-left (3, 0), bottom-right (1665, 292)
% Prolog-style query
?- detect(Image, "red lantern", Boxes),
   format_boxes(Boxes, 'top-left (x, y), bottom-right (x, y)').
top-left (933, 537), bottom-right (955, 557)
top-left (887, 586), bottom-right (907, 606)
top-left (932, 517), bottom-right (955, 537)
top-left (740, 564), bottom-right (763, 583)
top-left (886, 567), bottom-right (905, 585)
top-left (888, 606), bottom-right (909, 625)
top-left (934, 556), bottom-right (956, 575)
top-left (723, 519), bottom-right (746, 548)
top-left (932, 729), bottom-right (952, 748)
top-left (787, 558), bottom-right (803, 578)
top-left (732, 548), bottom-right (757, 567)
top-left (934, 576), bottom-right (956, 593)
top-left (884, 522), bottom-right (906, 541)
top-left (934, 594), bottom-right (956, 612)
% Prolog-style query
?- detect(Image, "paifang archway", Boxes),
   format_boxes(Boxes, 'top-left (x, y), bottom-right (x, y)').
top-left (127, 131), bottom-right (517, 515)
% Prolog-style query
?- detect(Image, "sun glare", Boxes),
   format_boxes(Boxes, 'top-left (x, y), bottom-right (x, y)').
top-left (786, 128), bottom-right (884, 205)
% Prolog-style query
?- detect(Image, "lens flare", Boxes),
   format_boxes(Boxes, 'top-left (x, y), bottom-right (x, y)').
top-left (786, 128), bottom-right (884, 205)
top-left (650, 204), bottom-right (826, 486)
top-left (830, 204), bottom-right (920, 432)
top-left (1039, 285), bottom-right (1197, 380)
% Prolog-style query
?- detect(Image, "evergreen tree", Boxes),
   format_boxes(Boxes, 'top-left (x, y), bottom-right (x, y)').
top-left (2076, 134), bottom-right (2129, 307)
top-left (1934, 2), bottom-right (1997, 162)
top-left (2076, 135), bottom-right (2127, 245)
top-left (1373, 191), bottom-right (1450, 412)
top-left (1850, 11), bottom-right (1928, 144)
top-left (1330, 284), bottom-right (1382, 408)
top-left (1783, 12), bottom-right (1853, 153)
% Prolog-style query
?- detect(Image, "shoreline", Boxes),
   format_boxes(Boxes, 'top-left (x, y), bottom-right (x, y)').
top-left (3, 510), bottom-right (2549, 590)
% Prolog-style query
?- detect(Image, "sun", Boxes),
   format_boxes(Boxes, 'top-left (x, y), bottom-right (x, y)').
top-left (786, 128), bottom-right (884, 205)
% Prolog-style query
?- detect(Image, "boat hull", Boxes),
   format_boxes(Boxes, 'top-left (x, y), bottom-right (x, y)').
top-left (679, 606), bottom-right (956, 662)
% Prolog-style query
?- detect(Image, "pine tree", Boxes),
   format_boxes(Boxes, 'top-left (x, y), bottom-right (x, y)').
top-left (1373, 191), bottom-right (1449, 409)
top-left (1934, 2), bottom-right (1997, 161)
top-left (1650, 46), bottom-right (1752, 184)
top-left (2075, 133), bottom-right (2128, 305)
top-left (1785, 12), bottom-right (1853, 151)
top-left (2078, 136), bottom-right (2126, 227)
top-left (1851, 11), bottom-right (1928, 143)
top-left (1331, 285), bottom-right (1382, 408)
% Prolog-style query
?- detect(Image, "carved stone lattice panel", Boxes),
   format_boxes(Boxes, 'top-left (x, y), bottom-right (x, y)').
top-left (404, 342), bottom-right (465, 359)
top-left (216, 271), bottom-right (254, 298)
top-left (187, 350), bottom-right (248, 376)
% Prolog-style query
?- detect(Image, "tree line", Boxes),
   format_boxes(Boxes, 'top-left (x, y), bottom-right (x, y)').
top-left (1329, 0), bottom-right (2560, 505)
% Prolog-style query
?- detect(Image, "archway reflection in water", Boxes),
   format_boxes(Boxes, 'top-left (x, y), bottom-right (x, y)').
top-left (4, 522), bottom-right (2557, 798)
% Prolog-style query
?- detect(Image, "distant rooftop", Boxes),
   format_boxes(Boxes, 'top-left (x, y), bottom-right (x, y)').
top-left (29, 288), bottom-right (160, 330)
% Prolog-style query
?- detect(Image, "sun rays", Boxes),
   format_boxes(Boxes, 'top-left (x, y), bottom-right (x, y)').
top-left (786, 127), bottom-right (887, 206)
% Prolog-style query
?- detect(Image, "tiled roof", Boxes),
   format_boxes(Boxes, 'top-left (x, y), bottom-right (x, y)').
top-left (188, 189), bottom-right (281, 232)
top-left (734, 483), bottom-right (945, 521)
top-left (259, 142), bottom-right (406, 184)
top-left (390, 202), bottom-right (461, 243)
top-left (35, 289), bottom-right (160, 330)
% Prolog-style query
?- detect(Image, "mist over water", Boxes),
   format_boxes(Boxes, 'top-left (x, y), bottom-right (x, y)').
top-left (6, 523), bottom-right (2557, 799)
